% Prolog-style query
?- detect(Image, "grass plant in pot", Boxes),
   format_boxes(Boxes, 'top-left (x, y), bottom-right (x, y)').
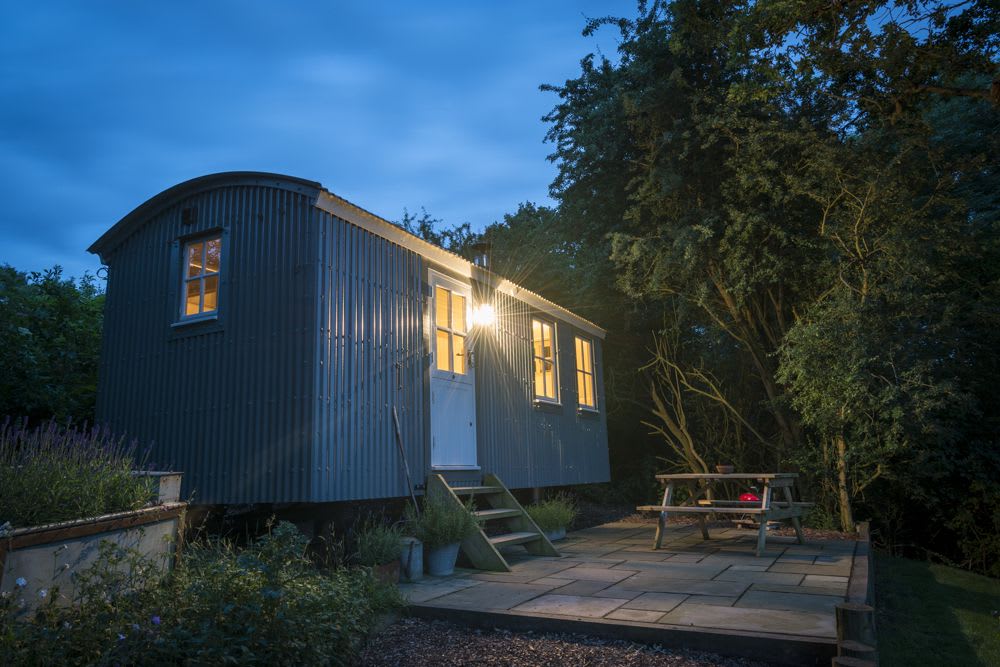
top-left (526, 494), bottom-right (578, 542)
top-left (405, 494), bottom-right (480, 576)
top-left (354, 517), bottom-right (405, 585)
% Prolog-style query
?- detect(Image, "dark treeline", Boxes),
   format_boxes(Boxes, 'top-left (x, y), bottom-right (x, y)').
top-left (423, 0), bottom-right (1000, 575)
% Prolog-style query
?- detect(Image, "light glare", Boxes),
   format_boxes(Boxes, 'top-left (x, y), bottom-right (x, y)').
top-left (472, 303), bottom-right (496, 327)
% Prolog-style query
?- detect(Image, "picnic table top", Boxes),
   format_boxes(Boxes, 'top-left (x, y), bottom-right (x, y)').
top-left (655, 472), bottom-right (799, 481)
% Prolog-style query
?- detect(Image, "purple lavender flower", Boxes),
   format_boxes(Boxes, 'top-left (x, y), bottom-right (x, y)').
top-left (151, 615), bottom-right (161, 625)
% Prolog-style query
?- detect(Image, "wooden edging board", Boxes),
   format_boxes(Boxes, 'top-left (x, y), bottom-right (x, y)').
top-left (0, 502), bottom-right (187, 572)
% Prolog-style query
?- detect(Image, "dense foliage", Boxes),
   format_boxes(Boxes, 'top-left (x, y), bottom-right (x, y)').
top-left (0, 419), bottom-right (153, 528)
top-left (0, 266), bottom-right (103, 424)
top-left (0, 522), bottom-right (401, 666)
top-left (415, 0), bottom-right (999, 573)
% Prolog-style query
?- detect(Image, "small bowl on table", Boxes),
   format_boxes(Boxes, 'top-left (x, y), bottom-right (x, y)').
top-left (715, 464), bottom-right (735, 474)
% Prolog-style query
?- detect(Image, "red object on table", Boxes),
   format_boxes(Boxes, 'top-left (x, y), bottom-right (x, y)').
top-left (740, 492), bottom-right (760, 502)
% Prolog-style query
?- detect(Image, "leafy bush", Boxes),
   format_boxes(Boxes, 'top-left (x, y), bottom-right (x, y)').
top-left (0, 521), bottom-right (402, 666)
top-left (405, 493), bottom-right (480, 548)
top-left (0, 265), bottom-right (104, 424)
top-left (0, 419), bottom-right (153, 528)
top-left (354, 517), bottom-right (404, 566)
top-left (526, 494), bottom-right (578, 531)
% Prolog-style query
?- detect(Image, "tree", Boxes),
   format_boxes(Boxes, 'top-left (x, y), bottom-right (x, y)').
top-left (0, 266), bottom-right (104, 423)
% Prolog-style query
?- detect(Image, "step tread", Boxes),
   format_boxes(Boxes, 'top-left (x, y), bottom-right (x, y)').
top-left (473, 508), bottom-right (523, 520)
top-left (490, 531), bottom-right (542, 547)
top-left (451, 485), bottom-right (503, 495)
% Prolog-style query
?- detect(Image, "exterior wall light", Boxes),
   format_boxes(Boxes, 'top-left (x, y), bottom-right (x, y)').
top-left (472, 303), bottom-right (496, 327)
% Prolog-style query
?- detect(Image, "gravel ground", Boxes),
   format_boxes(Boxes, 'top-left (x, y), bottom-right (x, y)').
top-left (360, 618), bottom-right (772, 667)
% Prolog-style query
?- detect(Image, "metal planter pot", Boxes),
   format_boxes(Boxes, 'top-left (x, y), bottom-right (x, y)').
top-left (400, 536), bottom-right (423, 582)
top-left (424, 542), bottom-right (461, 576)
top-left (544, 527), bottom-right (567, 542)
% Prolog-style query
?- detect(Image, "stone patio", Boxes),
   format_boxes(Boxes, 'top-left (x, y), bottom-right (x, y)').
top-left (401, 521), bottom-right (858, 665)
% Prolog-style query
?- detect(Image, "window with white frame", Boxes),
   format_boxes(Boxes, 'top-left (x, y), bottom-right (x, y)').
top-left (532, 318), bottom-right (557, 401)
top-left (434, 285), bottom-right (468, 374)
top-left (182, 236), bottom-right (221, 318)
top-left (575, 336), bottom-right (596, 409)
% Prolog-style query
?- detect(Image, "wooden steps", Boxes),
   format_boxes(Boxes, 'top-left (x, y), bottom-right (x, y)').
top-left (427, 472), bottom-right (559, 572)
top-left (489, 531), bottom-right (541, 548)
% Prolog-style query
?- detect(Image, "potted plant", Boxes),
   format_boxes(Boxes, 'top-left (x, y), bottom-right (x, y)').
top-left (353, 517), bottom-right (404, 584)
top-left (405, 494), bottom-right (480, 576)
top-left (526, 494), bottom-right (578, 542)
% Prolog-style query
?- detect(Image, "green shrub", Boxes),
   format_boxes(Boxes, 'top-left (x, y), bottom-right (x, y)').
top-left (526, 494), bottom-right (578, 531)
top-left (0, 521), bottom-right (402, 666)
top-left (0, 419), bottom-right (154, 528)
top-left (405, 494), bottom-right (480, 548)
top-left (354, 517), bottom-right (404, 566)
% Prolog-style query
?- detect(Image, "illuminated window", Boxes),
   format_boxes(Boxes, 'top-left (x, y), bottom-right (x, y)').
top-left (182, 236), bottom-right (221, 318)
top-left (575, 336), bottom-right (596, 409)
top-left (434, 285), bottom-right (467, 374)
top-left (532, 318), bottom-right (557, 401)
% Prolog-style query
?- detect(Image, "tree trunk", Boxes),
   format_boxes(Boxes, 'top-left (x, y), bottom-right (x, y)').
top-left (834, 434), bottom-right (854, 532)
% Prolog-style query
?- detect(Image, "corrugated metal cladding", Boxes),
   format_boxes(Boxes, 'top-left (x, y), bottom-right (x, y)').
top-left (97, 181), bottom-right (320, 504)
top-left (94, 173), bottom-right (609, 505)
top-left (312, 209), bottom-right (427, 501)
top-left (472, 287), bottom-right (610, 489)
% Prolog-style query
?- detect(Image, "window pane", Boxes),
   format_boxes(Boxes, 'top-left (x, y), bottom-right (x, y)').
top-left (205, 238), bottom-right (221, 273)
top-left (533, 358), bottom-right (545, 397)
top-left (435, 287), bottom-right (450, 328)
top-left (436, 328), bottom-right (450, 371)
top-left (453, 334), bottom-right (466, 374)
top-left (186, 242), bottom-right (204, 277)
top-left (452, 293), bottom-right (466, 333)
top-left (577, 370), bottom-right (586, 402)
top-left (203, 275), bottom-right (219, 312)
top-left (532, 319), bottom-right (542, 357)
top-left (185, 280), bottom-right (201, 315)
top-left (543, 360), bottom-right (555, 399)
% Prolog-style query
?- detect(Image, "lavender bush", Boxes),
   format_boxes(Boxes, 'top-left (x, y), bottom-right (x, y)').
top-left (0, 419), bottom-right (154, 528)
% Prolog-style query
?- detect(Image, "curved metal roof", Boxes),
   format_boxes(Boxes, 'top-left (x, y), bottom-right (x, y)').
top-left (88, 171), bottom-right (605, 337)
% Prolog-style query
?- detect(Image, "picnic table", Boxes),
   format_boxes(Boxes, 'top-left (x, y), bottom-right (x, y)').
top-left (637, 473), bottom-right (811, 557)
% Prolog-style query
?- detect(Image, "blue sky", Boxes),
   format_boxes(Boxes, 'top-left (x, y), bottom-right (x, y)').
top-left (0, 1), bottom-right (634, 279)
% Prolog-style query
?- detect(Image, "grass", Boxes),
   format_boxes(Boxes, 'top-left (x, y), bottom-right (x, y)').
top-left (877, 552), bottom-right (1000, 667)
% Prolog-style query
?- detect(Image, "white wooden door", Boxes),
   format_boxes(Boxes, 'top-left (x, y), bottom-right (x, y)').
top-left (428, 271), bottom-right (478, 470)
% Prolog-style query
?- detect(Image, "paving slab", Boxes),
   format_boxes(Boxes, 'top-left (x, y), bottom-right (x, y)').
top-left (768, 562), bottom-right (851, 576)
top-left (715, 570), bottom-right (804, 586)
top-left (398, 578), bottom-right (482, 603)
top-left (750, 582), bottom-right (847, 597)
top-left (685, 595), bottom-right (738, 606)
top-left (551, 566), bottom-right (639, 583)
top-left (621, 592), bottom-right (688, 612)
top-left (735, 589), bottom-right (844, 614)
top-left (548, 579), bottom-right (615, 596)
top-left (802, 574), bottom-right (849, 586)
top-left (611, 575), bottom-right (750, 597)
top-left (512, 594), bottom-right (630, 619)
top-left (430, 581), bottom-right (555, 611)
top-left (659, 602), bottom-right (836, 638)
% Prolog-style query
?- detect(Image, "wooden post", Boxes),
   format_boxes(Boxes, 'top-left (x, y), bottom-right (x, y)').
top-left (836, 602), bottom-right (877, 662)
top-left (653, 481), bottom-right (673, 550)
